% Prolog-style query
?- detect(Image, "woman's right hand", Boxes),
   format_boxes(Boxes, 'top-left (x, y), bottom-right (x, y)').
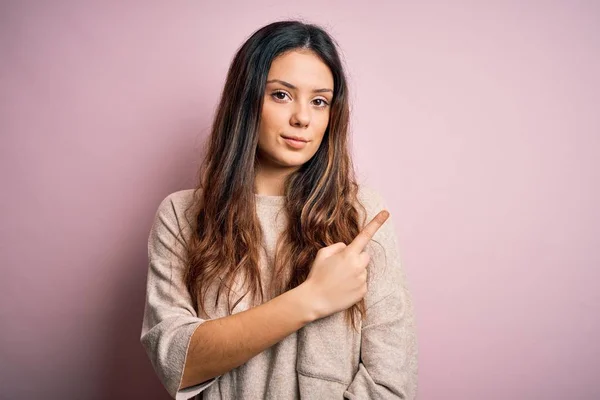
top-left (302, 210), bottom-right (390, 320)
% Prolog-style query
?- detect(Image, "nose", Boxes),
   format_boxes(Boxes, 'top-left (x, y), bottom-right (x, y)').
top-left (290, 101), bottom-right (310, 128)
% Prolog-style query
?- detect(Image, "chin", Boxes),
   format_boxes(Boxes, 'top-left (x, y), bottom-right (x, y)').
top-left (274, 154), bottom-right (308, 168)
top-left (279, 159), bottom-right (306, 169)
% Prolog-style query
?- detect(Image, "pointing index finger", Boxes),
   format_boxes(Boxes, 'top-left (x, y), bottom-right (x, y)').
top-left (347, 210), bottom-right (390, 254)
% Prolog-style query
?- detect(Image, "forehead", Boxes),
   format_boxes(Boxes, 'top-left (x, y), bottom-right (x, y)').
top-left (267, 50), bottom-right (334, 90)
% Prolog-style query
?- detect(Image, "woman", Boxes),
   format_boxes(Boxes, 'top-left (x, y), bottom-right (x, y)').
top-left (140, 20), bottom-right (418, 399)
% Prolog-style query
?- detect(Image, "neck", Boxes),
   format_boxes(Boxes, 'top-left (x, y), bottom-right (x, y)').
top-left (254, 159), bottom-right (299, 196)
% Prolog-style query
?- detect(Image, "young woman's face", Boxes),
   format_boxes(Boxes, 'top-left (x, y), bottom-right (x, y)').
top-left (256, 49), bottom-right (334, 171)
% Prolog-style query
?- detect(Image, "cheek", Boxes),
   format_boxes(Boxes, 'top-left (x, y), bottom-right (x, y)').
top-left (258, 110), bottom-right (274, 141)
top-left (261, 102), bottom-right (286, 129)
top-left (315, 112), bottom-right (330, 137)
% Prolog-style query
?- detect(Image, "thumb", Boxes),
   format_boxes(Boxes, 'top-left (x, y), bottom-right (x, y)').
top-left (317, 242), bottom-right (347, 259)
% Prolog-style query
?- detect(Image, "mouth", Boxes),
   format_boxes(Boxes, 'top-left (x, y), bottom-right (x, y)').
top-left (281, 135), bottom-right (309, 149)
top-left (281, 134), bottom-right (309, 143)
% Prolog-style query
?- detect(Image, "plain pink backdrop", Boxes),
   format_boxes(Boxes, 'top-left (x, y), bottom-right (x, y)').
top-left (1, 1), bottom-right (599, 399)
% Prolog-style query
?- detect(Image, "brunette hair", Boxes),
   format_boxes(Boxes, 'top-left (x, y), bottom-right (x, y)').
top-left (183, 19), bottom-right (377, 332)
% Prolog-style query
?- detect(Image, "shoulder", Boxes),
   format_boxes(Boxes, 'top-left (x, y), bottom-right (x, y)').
top-left (356, 183), bottom-right (389, 224)
top-left (148, 188), bottom-right (200, 252)
top-left (357, 183), bottom-right (386, 208)
top-left (157, 188), bottom-right (197, 213)
top-left (355, 183), bottom-right (397, 247)
top-left (152, 188), bottom-right (199, 232)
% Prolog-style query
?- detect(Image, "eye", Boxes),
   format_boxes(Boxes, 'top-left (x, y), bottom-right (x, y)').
top-left (271, 90), bottom-right (290, 102)
top-left (270, 90), bottom-right (330, 108)
top-left (313, 98), bottom-right (330, 108)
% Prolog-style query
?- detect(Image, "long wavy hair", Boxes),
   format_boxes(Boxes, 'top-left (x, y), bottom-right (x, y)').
top-left (182, 20), bottom-right (376, 332)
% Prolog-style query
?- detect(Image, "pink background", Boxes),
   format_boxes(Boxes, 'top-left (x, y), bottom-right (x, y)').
top-left (1, 1), bottom-right (599, 399)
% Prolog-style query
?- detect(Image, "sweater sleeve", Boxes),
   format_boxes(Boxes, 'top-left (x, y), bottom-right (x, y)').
top-left (140, 193), bottom-right (219, 399)
top-left (344, 189), bottom-right (419, 399)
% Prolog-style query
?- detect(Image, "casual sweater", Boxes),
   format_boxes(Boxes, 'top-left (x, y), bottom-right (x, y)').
top-left (140, 185), bottom-right (419, 399)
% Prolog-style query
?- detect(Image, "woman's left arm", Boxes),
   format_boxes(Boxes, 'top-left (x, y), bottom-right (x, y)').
top-left (344, 190), bottom-right (419, 399)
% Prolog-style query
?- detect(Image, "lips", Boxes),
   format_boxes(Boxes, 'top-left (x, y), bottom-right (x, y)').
top-left (281, 135), bottom-right (309, 149)
top-left (281, 135), bottom-right (309, 142)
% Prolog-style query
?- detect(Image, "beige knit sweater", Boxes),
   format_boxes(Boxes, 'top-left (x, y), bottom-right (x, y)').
top-left (140, 185), bottom-right (418, 399)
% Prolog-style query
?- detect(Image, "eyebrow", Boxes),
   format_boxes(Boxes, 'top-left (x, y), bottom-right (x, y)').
top-left (266, 79), bottom-right (333, 94)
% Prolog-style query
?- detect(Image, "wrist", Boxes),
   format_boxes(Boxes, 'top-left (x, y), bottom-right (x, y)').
top-left (290, 281), bottom-right (321, 324)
